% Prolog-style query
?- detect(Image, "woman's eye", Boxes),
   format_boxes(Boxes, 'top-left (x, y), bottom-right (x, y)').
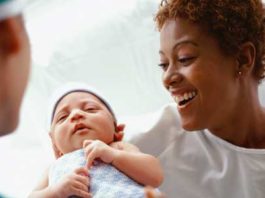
top-left (158, 63), bottom-right (169, 71)
top-left (178, 57), bottom-right (195, 66)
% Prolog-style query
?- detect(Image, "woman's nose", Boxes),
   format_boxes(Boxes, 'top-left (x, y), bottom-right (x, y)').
top-left (162, 64), bottom-right (183, 89)
top-left (70, 109), bottom-right (85, 122)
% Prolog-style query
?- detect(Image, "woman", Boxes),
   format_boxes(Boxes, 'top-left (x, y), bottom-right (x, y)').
top-left (129, 0), bottom-right (265, 197)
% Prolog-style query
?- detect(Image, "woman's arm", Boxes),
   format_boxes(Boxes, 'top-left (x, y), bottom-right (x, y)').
top-left (83, 140), bottom-right (163, 187)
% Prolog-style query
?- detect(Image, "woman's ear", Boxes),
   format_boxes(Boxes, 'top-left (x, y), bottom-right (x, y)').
top-left (49, 132), bottom-right (63, 159)
top-left (0, 17), bottom-right (22, 56)
top-left (114, 123), bottom-right (125, 141)
top-left (236, 42), bottom-right (256, 76)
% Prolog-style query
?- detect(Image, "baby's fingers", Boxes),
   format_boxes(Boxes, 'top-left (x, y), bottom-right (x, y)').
top-left (74, 167), bottom-right (89, 176)
top-left (72, 178), bottom-right (89, 191)
top-left (71, 187), bottom-right (92, 198)
top-left (71, 172), bottom-right (91, 198)
top-left (85, 149), bottom-right (98, 169)
top-left (73, 174), bottom-right (90, 187)
top-left (83, 139), bottom-right (93, 148)
top-left (84, 144), bottom-right (94, 157)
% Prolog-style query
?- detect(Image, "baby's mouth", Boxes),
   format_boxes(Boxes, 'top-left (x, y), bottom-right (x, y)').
top-left (174, 91), bottom-right (197, 107)
top-left (73, 123), bottom-right (90, 134)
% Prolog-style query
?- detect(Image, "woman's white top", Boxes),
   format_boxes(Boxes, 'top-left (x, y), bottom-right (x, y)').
top-left (124, 103), bottom-right (265, 198)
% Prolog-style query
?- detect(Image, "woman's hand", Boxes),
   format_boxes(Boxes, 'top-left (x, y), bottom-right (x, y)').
top-left (144, 186), bottom-right (166, 198)
top-left (83, 140), bottom-right (118, 168)
top-left (50, 167), bottom-right (91, 198)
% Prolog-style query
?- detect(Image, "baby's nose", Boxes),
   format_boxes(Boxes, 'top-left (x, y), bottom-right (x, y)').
top-left (70, 109), bottom-right (85, 122)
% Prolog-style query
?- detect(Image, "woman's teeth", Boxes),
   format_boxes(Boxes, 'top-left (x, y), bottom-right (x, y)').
top-left (175, 91), bottom-right (197, 105)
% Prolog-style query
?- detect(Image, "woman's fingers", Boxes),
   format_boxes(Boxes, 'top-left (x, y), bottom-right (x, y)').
top-left (144, 186), bottom-right (166, 198)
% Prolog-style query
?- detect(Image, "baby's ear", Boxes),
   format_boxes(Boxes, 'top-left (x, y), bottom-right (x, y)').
top-left (114, 123), bottom-right (125, 141)
top-left (49, 132), bottom-right (62, 159)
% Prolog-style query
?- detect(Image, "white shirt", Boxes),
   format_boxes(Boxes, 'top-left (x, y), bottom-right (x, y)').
top-left (124, 103), bottom-right (265, 198)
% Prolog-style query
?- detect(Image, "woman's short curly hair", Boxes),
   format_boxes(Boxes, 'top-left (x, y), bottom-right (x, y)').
top-left (155, 0), bottom-right (265, 82)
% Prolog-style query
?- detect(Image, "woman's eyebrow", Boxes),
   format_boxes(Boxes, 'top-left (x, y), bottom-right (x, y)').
top-left (172, 40), bottom-right (198, 51)
top-left (159, 40), bottom-right (198, 55)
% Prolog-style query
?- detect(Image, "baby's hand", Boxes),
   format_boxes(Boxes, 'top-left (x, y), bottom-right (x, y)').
top-left (50, 167), bottom-right (91, 198)
top-left (110, 141), bottom-right (140, 152)
top-left (83, 140), bottom-right (118, 168)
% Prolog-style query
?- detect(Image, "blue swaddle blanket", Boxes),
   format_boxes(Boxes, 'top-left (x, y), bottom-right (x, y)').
top-left (49, 149), bottom-right (145, 198)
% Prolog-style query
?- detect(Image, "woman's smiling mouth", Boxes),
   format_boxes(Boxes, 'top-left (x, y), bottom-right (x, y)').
top-left (174, 91), bottom-right (197, 107)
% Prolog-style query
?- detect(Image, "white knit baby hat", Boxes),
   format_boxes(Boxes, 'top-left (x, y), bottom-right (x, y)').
top-left (47, 82), bottom-right (117, 130)
top-left (0, 0), bottom-right (23, 21)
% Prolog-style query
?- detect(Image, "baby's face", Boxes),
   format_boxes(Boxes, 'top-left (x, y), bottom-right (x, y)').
top-left (50, 92), bottom-right (116, 154)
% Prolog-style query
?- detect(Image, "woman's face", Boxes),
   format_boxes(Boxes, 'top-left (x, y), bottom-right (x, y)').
top-left (159, 18), bottom-right (239, 131)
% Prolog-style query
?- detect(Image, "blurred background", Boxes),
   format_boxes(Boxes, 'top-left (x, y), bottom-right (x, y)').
top-left (0, 0), bottom-right (264, 197)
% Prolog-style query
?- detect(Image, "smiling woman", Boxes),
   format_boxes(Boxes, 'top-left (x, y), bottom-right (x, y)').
top-left (127, 0), bottom-right (265, 197)
top-left (159, 18), bottom-right (245, 131)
